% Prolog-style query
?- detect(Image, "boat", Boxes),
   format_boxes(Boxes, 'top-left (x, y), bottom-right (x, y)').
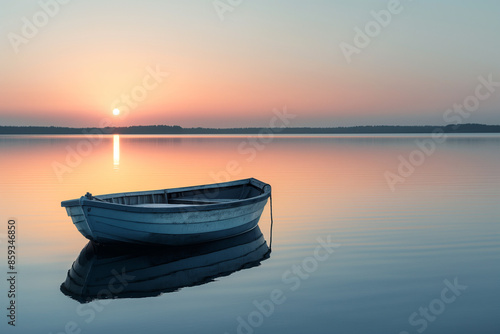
top-left (60, 226), bottom-right (271, 303)
top-left (61, 178), bottom-right (271, 245)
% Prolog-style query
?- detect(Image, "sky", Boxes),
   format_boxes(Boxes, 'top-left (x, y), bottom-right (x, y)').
top-left (0, 0), bottom-right (499, 128)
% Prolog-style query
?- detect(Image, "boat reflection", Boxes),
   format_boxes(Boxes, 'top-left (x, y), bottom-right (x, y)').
top-left (60, 226), bottom-right (270, 303)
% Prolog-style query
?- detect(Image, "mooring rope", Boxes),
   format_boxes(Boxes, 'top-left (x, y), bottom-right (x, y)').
top-left (269, 191), bottom-right (273, 252)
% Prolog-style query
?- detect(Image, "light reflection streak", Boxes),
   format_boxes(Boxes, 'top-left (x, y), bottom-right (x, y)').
top-left (113, 135), bottom-right (120, 168)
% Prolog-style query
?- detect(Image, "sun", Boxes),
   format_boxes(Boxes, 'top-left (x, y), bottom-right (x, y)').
top-left (112, 108), bottom-right (120, 116)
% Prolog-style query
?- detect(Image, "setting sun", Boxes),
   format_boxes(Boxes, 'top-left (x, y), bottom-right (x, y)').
top-left (112, 108), bottom-right (120, 116)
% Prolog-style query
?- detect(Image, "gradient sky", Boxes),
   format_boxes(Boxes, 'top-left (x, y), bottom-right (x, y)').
top-left (1, 0), bottom-right (499, 127)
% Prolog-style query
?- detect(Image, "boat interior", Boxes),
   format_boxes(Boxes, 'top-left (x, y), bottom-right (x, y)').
top-left (93, 183), bottom-right (264, 206)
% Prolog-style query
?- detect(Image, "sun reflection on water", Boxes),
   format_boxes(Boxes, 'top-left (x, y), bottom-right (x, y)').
top-left (113, 134), bottom-right (120, 168)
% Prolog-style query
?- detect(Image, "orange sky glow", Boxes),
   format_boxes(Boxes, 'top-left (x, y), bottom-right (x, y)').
top-left (1, 1), bottom-right (499, 127)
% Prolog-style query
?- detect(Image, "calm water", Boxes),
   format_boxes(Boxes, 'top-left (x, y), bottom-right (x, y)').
top-left (0, 134), bottom-right (499, 334)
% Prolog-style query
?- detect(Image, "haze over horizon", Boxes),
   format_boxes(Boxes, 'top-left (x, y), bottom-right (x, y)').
top-left (1, 0), bottom-right (499, 128)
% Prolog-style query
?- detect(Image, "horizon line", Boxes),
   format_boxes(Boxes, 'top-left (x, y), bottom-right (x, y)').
top-left (2, 122), bottom-right (500, 129)
top-left (1, 123), bottom-right (500, 135)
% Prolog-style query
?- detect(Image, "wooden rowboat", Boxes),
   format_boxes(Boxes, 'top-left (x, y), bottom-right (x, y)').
top-left (60, 226), bottom-right (270, 302)
top-left (61, 178), bottom-right (271, 245)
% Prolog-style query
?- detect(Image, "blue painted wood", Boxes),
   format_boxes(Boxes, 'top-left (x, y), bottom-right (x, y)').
top-left (61, 178), bottom-right (271, 245)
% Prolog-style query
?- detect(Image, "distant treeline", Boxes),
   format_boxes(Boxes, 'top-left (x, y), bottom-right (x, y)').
top-left (1, 124), bottom-right (500, 135)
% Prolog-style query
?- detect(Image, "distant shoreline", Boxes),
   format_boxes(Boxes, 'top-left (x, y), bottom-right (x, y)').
top-left (1, 124), bottom-right (500, 135)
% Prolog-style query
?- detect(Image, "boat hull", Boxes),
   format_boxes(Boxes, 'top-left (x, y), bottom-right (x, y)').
top-left (62, 178), bottom-right (271, 245)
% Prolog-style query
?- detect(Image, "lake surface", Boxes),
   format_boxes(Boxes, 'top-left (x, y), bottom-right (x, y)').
top-left (0, 134), bottom-right (499, 334)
